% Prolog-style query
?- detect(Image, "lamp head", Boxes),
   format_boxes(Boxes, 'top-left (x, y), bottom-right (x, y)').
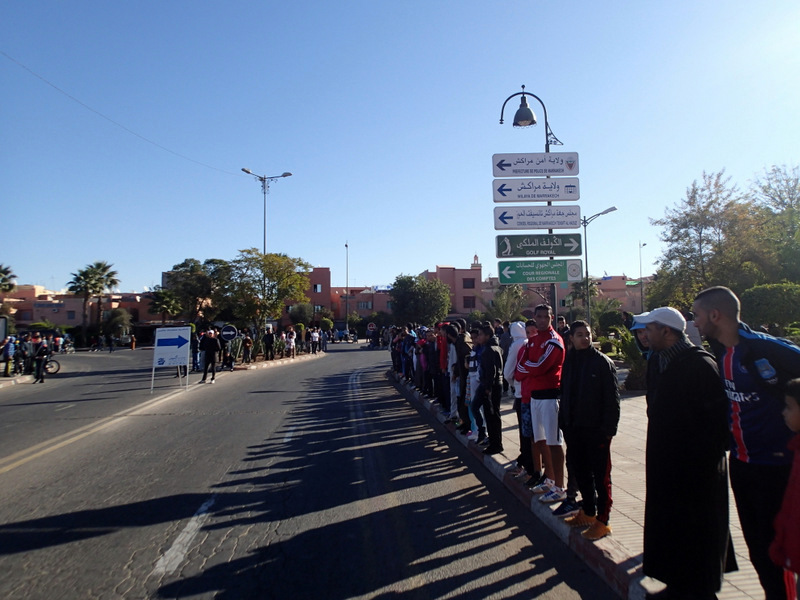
top-left (513, 95), bottom-right (537, 128)
top-left (242, 168), bottom-right (253, 174)
top-left (281, 172), bottom-right (292, 178)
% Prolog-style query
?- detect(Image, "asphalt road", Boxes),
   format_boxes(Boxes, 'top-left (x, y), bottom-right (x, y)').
top-left (0, 346), bottom-right (616, 599)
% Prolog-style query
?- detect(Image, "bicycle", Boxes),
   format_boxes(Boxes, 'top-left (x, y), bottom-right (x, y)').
top-left (45, 357), bottom-right (61, 374)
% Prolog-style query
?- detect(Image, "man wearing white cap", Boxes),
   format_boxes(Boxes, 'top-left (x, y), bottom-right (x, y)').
top-left (636, 307), bottom-right (736, 600)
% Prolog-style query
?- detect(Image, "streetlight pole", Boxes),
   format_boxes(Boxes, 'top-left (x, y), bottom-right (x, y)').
top-left (345, 241), bottom-right (349, 335)
top-left (639, 241), bottom-right (647, 312)
top-left (241, 169), bottom-right (292, 254)
top-left (499, 85), bottom-right (563, 312)
top-left (581, 206), bottom-right (618, 323)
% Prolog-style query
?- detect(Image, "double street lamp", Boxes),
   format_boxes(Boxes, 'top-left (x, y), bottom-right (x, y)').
top-left (581, 206), bottom-right (618, 322)
top-left (241, 168), bottom-right (292, 254)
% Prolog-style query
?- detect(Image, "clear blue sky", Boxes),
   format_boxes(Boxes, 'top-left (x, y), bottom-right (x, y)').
top-left (3, 1), bottom-right (799, 292)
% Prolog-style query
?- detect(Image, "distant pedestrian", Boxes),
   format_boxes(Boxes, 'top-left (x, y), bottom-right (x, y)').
top-left (285, 326), bottom-right (296, 359)
top-left (638, 307), bottom-right (736, 599)
top-left (199, 329), bottom-right (221, 383)
top-left (32, 333), bottom-right (48, 384)
top-left (263, 328), bottom-right (275, 361)
top-left (242, 334), bottom-right (253, 364)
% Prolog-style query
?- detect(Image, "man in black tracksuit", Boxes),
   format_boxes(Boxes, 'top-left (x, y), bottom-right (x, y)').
top-left (476, 324), bottom-right (504, 455)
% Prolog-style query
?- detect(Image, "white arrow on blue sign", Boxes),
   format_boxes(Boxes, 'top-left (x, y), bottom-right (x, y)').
top-left (153, 326), bottom-right (192, 367)
top-left (493, 177), bottom-right (580, 202)
top-left (494, 205), bottom-right (582, 230)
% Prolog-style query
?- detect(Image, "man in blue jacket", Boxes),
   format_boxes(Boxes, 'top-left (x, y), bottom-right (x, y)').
top-left (694, 286), bottom-right (800, 600)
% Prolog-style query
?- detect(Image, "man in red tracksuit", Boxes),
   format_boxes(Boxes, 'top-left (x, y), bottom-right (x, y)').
top-left (515, 304), bottom-right (566, 503)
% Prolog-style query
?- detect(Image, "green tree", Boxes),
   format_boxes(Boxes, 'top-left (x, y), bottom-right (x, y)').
top-left (147, 286), bottom-right (183, 325)
top-left (165, 259), bottom-right (213, 323)
top-left (467, 310), bottom-right (486, 323)
top-left (567, 277), bottom-right (598, 317)
top-left (752, 164), bottom-right (800, 282)
top-left (67, 266), bottom-right (103, 346)
top-left (740, 283), bottom-right (800, 335)
top-left (104, 308), bottom-right (132, 338)
top-left (650, 171), bottom-right (775, 303)
top-left (229, 248), bottom-right (311, 332)
top-left (85, 261), bottom-right (120, 326)
top-left (320, 317), bottom-right (334, 332)
top-left (346, 311), bottom-right (362, 329)
top-left (0, 264), bottom-right (17, 293)
top-left (591, 297), bottom-right (622, 337)
top-left (289, 302), bottom-right (314, 326)
top-left (389, 274), bottom-right (451, 326)
top-left (483, 284), bottom-right (528, 322)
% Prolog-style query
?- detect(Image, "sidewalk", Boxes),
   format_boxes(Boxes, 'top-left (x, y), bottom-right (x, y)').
top-left (391, 373), bottom-right (764, 600)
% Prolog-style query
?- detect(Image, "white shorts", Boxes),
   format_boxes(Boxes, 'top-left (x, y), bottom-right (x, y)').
top-left (531, 398), bottom-right (563, 445)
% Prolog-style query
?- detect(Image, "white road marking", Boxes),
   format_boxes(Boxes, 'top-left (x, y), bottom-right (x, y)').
top-left (151, 495), bottom-right (216, 576)
top-left (283, 425), bottom-right (297, 444)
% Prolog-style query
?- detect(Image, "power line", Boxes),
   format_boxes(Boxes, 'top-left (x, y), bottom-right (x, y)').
top-left (1, 49), bottom-right (240, 176)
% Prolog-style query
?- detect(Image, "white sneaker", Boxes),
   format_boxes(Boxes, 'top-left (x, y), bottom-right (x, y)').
top-left (209, 379), bottom-right (215, 384)
top-left (532, 478), bottom-right (554, 494)
top-left (467, 431), bottom-right (478, 441)
top-left (539, 486), bottom-right (567, 503)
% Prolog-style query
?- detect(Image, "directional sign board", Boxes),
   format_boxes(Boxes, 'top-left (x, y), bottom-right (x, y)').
top-left (220, 324), bottom-right (238, 342)
top-left (493, 152), bottom-right (579, 178)
top-left (153, 326), bottom-right (191, 367)
top-left (493, 177), bottom-right (579, 202)
top-left (494, 205), bottom-right (581, 230)
top-left (498, 259), bottom-right (584, 285)
top-left (497, 234), bottom-right (582, 258)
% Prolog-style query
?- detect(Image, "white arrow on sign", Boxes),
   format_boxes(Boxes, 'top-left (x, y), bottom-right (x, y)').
top-left (502, 265), bottom-right (516, 279)
top-left (493, 152), bottom-right (579, 178)
top-left (564, 237), bottom-right (579, 252)
top-left (493, 177), bottom-right (580, 202)
top-left (494, 205), bottom-right (582, 230)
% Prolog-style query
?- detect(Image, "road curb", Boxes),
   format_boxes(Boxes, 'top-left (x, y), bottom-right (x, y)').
top-left (231, 351), bottom-right (324, 371)
top-left (389, 371), bottom-right (646, 600)
top-left (0, 374), bottom-right (34, 389)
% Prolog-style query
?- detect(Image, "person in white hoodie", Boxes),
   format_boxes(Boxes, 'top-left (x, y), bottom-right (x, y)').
top-left (504, 322), bottom-right (532, 476)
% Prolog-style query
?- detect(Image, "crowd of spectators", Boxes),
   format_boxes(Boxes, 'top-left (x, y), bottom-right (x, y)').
top-left (390, 287), bottom-right (800, 599)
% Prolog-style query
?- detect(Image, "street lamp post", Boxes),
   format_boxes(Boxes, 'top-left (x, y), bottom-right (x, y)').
top-left (345, 241), bottom-right (349, 336)
top-left (639, 241), bottom-right (647, 312)
top-left (499, 85), bottom-right (563, 311)
top-left (581, 206), bottom-right (618, 322)
top-left (241, 168), bottom-right (292, 254)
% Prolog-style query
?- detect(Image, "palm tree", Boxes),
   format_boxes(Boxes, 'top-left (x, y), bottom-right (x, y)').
top-left (67, 267), bottom-right (103, 346)
top-left (148, 286), bottom-right (183, 325)
top-left (0, 264), bottom-right (16, 293)
top-left (88, 261), bottom-right (120, 326)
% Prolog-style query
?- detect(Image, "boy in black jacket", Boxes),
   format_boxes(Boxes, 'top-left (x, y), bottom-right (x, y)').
top-left (560, 320), bottom-right (620, 541)
top-left (476, 324), bottom-right (504, 455)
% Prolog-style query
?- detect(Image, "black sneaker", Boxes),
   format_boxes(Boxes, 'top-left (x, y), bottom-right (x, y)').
top-left (525, 472), bottom-right (546, 488)
top-left (483, 446), bottom-right (504, 455)
top-left (552, 499), bottom-right (581, 518)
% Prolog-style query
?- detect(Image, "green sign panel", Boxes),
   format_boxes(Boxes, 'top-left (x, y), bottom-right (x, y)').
top-left (498, 259), bottom-right (583, 285)
top-left (496, 234), bottom-right (582, 258)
